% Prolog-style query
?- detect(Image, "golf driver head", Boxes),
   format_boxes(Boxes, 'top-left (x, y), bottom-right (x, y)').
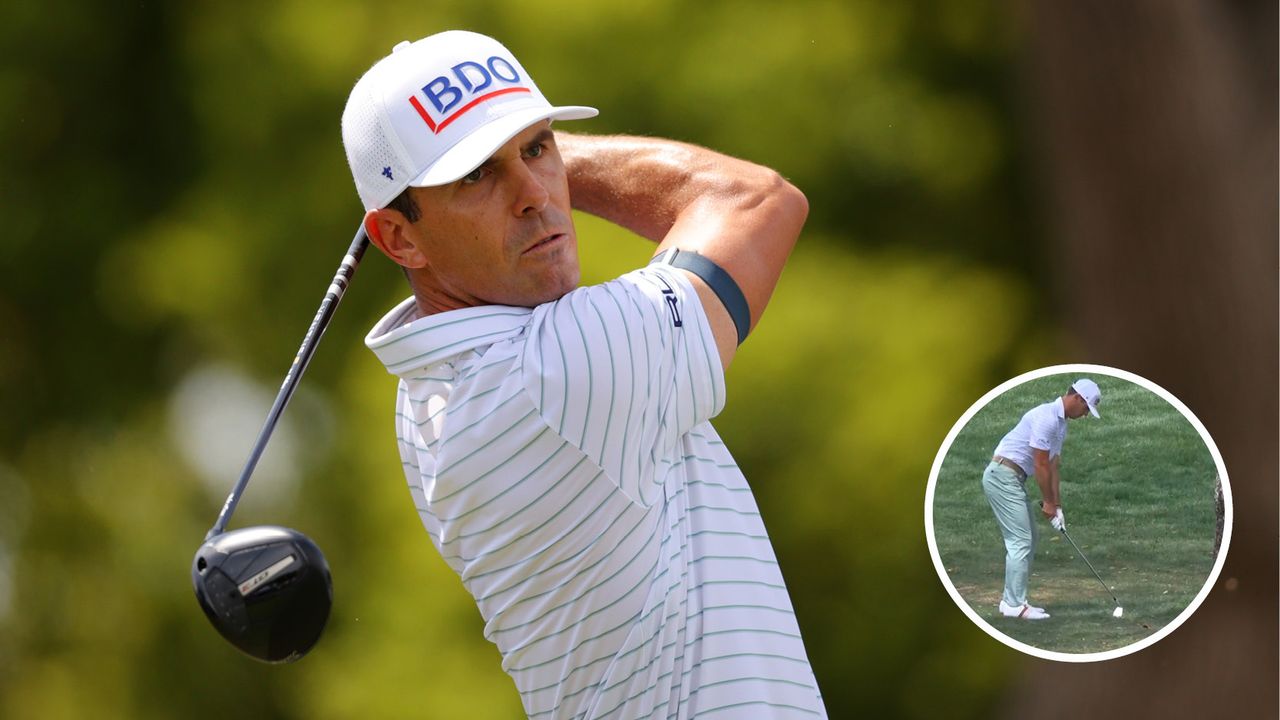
top-left (192, 525), bottom-right (332, 663)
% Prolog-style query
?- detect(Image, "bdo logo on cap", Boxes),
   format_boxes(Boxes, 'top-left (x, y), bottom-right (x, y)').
top-left (408, 56), bottom-right (530, 134)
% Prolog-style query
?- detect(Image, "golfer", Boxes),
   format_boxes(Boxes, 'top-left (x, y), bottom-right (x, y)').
top-left (983, 378), bottom-right (1101, 620)
top-left (342, 31), bottom-right (826, 718)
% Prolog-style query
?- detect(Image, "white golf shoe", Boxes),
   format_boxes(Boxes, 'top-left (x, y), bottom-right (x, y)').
top-left (999, 600), bottom-right (1050, 620)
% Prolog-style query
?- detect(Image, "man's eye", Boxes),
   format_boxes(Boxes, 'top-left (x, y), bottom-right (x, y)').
top-left (462, 167), bottom-right (485, 184)
top-left (526, 144), bottom-right (543, 158)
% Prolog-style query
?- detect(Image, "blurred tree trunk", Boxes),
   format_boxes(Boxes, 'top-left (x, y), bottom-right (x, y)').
top-left (1010, 1), bottom-right (1277, 716)
top-left (1213, 474), bottom-right (1224, 561)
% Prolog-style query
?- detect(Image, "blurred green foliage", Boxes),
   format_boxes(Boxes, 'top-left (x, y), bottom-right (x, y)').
top-left (1, 1), bottom-right (1057, 717)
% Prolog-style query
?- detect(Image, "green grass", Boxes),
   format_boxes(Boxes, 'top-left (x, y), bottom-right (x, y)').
top-left (932, 373), bottom-right (1220, 655)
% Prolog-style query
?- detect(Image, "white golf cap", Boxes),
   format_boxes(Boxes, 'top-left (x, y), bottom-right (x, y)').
top-left (341, 31), bottom-right (597, 211)
top-left (1072, 378), bottom-right (1102, 418)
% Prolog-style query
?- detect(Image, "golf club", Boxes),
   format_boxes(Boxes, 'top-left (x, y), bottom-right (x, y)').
top-left (1058, 525), bottom-right (1124, 617)
top-left (191, 224), bottom-right (370, 663)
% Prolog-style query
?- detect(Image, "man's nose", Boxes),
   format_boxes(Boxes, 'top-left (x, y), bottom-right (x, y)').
top-left (510, 160), bottom-right (550, 217)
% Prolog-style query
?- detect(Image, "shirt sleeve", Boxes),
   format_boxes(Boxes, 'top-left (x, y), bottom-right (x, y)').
top-left (520, 264), bottom-right (727, 507)
top-left (1028, 407), bottom-right (1056, 455)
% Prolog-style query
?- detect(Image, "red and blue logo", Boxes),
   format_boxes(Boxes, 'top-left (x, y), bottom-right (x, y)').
top-left (408, 56), bottom-right (530, 134)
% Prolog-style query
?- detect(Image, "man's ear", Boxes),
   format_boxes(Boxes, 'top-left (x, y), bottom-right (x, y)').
top-left (364, 207), bottom-right (428, 269)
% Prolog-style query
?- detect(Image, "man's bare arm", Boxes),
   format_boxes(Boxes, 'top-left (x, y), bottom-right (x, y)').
top-left (1051, 455), bottom-right (1063, 509)
top-left (1034, 449), bottom-right (1057, 519)
top-left (555, 132), bottom-right (808, 370)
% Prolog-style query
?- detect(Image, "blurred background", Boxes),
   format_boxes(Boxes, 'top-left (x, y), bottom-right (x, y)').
top-left (0, 0), bottom-right (1274, 717)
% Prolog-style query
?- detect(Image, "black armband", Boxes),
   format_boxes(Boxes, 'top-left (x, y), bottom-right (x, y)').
top-left (649, 248), bottom-right (751, 345)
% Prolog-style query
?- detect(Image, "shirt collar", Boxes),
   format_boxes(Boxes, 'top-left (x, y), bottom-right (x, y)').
top-left (1053, 396), bottom-right (1066, 419)
top-left (365, 297), bottom-right (532, 378)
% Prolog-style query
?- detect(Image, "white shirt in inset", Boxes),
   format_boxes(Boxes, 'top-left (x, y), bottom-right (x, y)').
top-left (992, 396), bottom-right (1068, 477)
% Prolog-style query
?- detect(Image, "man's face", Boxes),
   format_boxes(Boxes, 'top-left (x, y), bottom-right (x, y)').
top-left (1065, 392), bottom-right (1090, 419)
top-left (401, 121), bottom-right (579, 309)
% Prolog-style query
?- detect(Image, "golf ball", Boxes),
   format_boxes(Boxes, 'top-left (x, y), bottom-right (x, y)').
top-left (1113, 607), bottom-right (1124, 618)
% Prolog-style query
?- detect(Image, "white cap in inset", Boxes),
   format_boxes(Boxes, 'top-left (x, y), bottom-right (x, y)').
top-left (1072, 378), bottom-right (1102, 418)
top-left (341, 31), bottom-right (597, 211)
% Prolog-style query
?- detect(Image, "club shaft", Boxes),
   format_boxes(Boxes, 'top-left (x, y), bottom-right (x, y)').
top-left (1060, 527), bottom-right (1120, 605)
top-left (207, 225), bottom-right (370, 539)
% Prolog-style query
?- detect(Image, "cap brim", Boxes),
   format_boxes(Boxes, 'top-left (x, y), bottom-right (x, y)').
top-left (1088, 402), bottom-right (1100, 418)
top-left (407, 105), bottom-right (597, 188)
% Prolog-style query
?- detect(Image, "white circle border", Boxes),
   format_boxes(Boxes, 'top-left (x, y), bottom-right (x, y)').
top-left (923, 363), bottom-right (1234, 663)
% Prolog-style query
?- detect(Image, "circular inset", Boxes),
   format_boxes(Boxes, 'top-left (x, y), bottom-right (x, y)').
top-left (925, 364), bottom-right (1231, 662)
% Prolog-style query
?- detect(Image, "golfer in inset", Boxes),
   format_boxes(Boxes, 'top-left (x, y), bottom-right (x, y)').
top-left (342, 31), bottom-right (825, 717)
top-left (983, 379), bottom-right (1101, 620)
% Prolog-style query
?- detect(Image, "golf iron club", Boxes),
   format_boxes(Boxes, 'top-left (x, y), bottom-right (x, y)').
top-left (1058, 524), bottom-right (1124, 617)
top-left (191, 224), bottom-right (370, 663)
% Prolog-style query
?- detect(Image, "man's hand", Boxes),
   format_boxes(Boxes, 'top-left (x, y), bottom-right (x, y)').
top-left (1050, 507), bottom-right (1066, 532)
top-left (1041, 501), bottom-right (1058, 522)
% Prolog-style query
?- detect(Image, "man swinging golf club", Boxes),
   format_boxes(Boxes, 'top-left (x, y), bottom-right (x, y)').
top-left (343, 31), bottom-right (825, 718)
top-left (983, 378), bottom-right (1101, 620)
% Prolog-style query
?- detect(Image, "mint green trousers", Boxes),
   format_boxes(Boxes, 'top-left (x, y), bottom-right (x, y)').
top-left (981, 461), bottom-right (1038, 607)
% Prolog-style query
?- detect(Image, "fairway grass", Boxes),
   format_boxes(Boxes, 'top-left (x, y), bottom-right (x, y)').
top-left (932, 372), bottom-right (1219, 656)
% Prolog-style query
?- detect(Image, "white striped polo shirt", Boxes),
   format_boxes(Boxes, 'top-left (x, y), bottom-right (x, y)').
top-left (992, 397), bottom-right (1069, 477)
top-left (366, 264), bottom-right (826, 719)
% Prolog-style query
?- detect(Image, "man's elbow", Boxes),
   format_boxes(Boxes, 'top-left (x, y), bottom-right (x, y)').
top-left (692, 163), bottom-right (809, 248)
top-left (778, 174), bottom-right (809, 230)
top-left (753, 171), bottom-right (809, 240)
